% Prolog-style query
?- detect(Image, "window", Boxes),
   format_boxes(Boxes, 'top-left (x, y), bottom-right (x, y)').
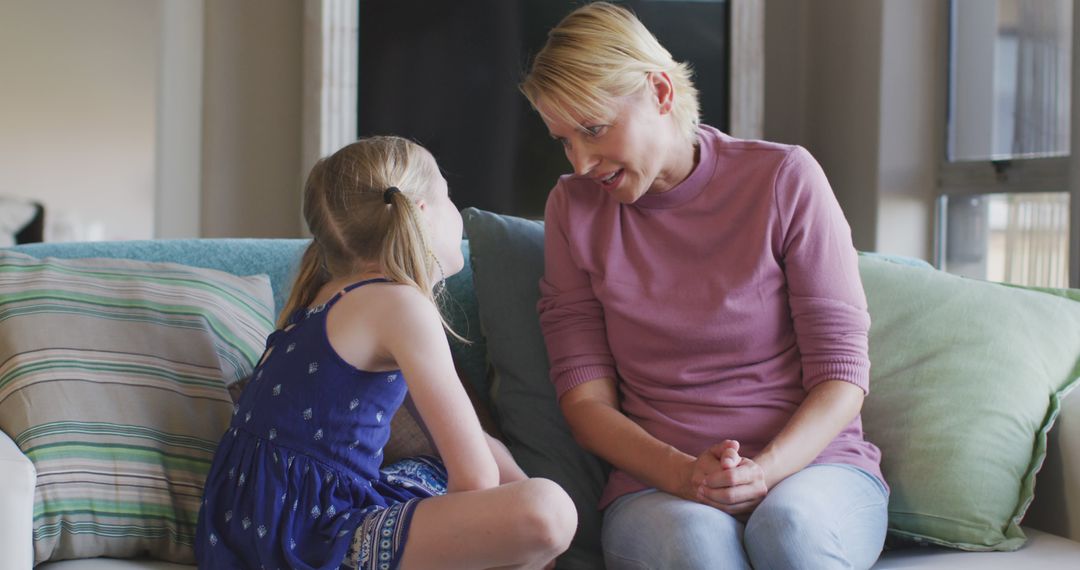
top-left (939, 0), bottom-right (1074, 288)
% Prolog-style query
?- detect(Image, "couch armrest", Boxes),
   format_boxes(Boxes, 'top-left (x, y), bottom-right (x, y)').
top-left (0, 429), bottom-right (36, 569)
top-left (1025, 386), bottom-right (1080, 541)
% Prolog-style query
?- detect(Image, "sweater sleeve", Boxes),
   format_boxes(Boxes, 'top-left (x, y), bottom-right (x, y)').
top-left (774, 147), bottom-right (872, 394)
top-left (536, 186), bottom-right (617, 398)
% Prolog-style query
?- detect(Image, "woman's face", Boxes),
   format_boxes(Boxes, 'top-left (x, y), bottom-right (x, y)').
top-left (538, 74), bottom-right (691, 204)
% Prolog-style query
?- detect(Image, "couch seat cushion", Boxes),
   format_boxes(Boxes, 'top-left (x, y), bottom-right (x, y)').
top-left (874, 528), bottom-right (1080, 568)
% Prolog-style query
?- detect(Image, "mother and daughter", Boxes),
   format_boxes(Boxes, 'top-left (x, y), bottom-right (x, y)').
top-left (196, 3), bottom-right (887, 569)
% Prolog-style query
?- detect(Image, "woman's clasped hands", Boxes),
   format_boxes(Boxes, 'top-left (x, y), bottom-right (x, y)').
top-left (683, 440), bottom-right (769, 517)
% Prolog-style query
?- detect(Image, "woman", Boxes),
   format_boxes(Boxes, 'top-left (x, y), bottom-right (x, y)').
top-left (521, 3), bottom-right (888, 569)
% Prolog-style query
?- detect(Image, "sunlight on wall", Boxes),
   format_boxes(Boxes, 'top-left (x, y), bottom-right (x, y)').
top-left (0, 0), bottom-right (159, 241)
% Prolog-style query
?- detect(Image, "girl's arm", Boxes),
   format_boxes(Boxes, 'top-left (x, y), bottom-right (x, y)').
top-left (486, 433), bottom-right (527, 483)
top-left (405, 395), bottom-right (525, 484)
top-left (379, 286), bottom-right (499, 492)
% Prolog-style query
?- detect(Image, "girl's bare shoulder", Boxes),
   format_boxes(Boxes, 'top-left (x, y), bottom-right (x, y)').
top-left (333, 281), bottom-right (440, 330)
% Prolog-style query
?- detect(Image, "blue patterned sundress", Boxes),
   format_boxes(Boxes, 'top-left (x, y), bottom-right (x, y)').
top-left (195, 278), bottom-right (447, 570)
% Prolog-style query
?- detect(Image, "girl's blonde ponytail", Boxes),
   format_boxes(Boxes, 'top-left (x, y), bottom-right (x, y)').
top-left (277, 241), bottom-right (329, 329)
top-left (281, 136), bottom-right (464, 340)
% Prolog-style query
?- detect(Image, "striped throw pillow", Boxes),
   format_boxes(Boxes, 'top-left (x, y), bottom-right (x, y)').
top-left (0, 251), bottom-right (274, 564)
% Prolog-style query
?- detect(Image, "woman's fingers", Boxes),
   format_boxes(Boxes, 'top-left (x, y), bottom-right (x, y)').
top-left (697, 491), bottom-right (763, 516)
top-left (708, 440), bottom-right (741, 469)
top-left (700, 476), bottom-right (765, 505)
top-left (703, 457), bottom-right (759, 488)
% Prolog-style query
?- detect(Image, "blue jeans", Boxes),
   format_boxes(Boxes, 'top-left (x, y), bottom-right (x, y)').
top-left (601, 464), bottom-right (889, 570)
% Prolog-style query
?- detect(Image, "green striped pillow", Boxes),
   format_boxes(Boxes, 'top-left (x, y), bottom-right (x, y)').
top-left (0, 251), bottom-right (274, 564)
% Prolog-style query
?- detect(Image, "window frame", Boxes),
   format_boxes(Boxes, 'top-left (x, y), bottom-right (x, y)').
top-left (936, 0), bottom-right (1079, 287)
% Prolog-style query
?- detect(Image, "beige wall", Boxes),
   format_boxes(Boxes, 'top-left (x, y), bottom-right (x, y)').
top-left (765, 0), bottom-right (946, 261)
top-left (0, 0), bottom-right (306, 241)
top-left (200, 0), bottom-right (304, 238)
top-left (0, 0), bottom-right (159, 241)
top-left (876, 1), bottom-right (946, 261)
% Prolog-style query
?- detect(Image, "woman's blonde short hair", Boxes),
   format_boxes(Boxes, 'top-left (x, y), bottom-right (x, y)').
top-left (520, 2), bottom-right (700, 143)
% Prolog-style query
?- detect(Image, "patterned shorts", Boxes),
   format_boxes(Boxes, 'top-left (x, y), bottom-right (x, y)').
top-left (342, 456), bottom-right (447, 570)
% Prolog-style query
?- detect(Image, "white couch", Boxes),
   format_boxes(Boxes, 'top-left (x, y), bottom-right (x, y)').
top-left (2, 388), bottom-right (1078, 568)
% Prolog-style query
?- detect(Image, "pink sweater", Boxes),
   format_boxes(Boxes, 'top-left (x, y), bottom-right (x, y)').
top-left (537, 126), bottom-right (883, 508)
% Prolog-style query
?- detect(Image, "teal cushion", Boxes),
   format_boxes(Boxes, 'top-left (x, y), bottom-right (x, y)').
top-left (8, 239), bottom-right (490, 407)
top-left (462, 208), bottom-right (607, 569)
top-left (859, 255), bottom-right (1080, 551)
top-left (10, 239), bottom-right (308, 316)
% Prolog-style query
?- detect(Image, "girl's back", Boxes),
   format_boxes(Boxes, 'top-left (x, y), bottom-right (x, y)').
top-left (196, 278), bottom-right (446, 569)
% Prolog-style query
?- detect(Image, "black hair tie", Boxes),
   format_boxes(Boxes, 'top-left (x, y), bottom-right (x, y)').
top-left (383, 186), bottom-right (401, 204)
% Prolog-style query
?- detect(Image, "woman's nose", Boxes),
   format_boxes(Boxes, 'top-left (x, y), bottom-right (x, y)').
top-left (568, 146), bottom-right (598, 176)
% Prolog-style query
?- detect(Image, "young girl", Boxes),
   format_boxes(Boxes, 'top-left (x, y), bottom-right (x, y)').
top-left (195, 136), bottom-right (576, 569)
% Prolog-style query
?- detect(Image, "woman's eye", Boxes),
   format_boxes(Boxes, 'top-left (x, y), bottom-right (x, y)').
top-left (584, 125), bottom-right (606, 137)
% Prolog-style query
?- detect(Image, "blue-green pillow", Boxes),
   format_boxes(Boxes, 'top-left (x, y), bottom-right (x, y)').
top-left (9, 238), bottom-right (489, 407)
top-left (462, 208), bottom-right (607, 570)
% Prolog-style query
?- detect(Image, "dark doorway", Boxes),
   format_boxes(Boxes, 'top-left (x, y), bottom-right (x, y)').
top-left (358, 0), bottom-right (729, 218)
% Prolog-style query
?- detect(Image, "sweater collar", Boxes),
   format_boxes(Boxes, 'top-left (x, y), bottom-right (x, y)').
top-left (632, 125), bottom-right (719, 210)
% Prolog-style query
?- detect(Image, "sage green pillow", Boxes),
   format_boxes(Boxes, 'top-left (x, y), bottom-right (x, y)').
top-left (859, 255), bottom-right (1080, 551)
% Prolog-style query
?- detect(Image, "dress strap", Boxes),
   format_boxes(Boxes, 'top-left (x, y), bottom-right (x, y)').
top-left (295, 278), bottom-right (392, 321)
top-left (341, 277), bottom-right (391, 293)
top-left (320, 277), bottom-right (392, 311)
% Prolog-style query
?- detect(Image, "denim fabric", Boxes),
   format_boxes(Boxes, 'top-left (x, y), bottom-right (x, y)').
top-left (602, 464), bottom-right (888, 570)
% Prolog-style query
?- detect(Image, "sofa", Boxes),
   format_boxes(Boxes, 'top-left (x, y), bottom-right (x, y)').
top-left (3, 209), bottom-right (1080, 569)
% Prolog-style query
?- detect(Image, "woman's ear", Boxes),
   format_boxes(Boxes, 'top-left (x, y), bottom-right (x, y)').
top-left (649, 71), bottom-right (675, 115)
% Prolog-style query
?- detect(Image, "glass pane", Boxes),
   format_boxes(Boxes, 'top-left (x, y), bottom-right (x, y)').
top-left (942, 192), bottom-right (1070, 288)
top-left (949, 0), bottom-right (1072, 161)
